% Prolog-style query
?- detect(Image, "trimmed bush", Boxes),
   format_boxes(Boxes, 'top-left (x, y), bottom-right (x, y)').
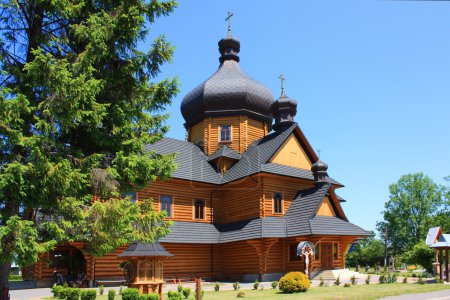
top-left (99, 285), bottom-right (104, 296)
top-left (271, 281), bottom-right (278, 289)
top-left (80, 289), bottom-right (97, 300)
top-left (168, 291), bottom-right (182, 300)
top-left (334, 275), bottom-right (341, 286)
top-left (237, 290), bottom-right (245, 298)
top-left (177, 284), bottom-right (183, 293)
top-left (344, 282), bottom-right (351, 287)
top-left (319, 277), bottom-right (324, 287)
top-left (278, 272), bottom-right (310, 293)
top-left (140, 294), bottom-right (159, 300)
top-left (182, 287), bottom-right (191, 299)
top-left (108, 289), bottom-right (115, 300)
top-left (66, 288), bottom-right (81, 300)
top-left (52, 285), bottom-right (64, 298)
top-left (121, 288), bottom-right (140, 300)
top-left (59, 288), bottom-right (69, 299)
top-left (350, 275), bottom-right (357, 285)
top-left (214, 282), bottom-right (220, 292)
top-left (233, 282), bottom-right (240, 291)
top-left (253, 280), bottom-right (259, 290)
top-left (365, 275), bottom-right (371, 285)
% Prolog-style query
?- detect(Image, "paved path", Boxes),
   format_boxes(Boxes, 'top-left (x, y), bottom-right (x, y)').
top-left (378, 288), bottom-right (450, 300)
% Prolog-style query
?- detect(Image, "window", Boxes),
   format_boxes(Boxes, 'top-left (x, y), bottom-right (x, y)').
top-left (219, 125), bottom-right (231, 142)
top-left (315, 243), bottom-right (320, 260)
top-left (121, 192), bottom-right (136, 203)
top-left (289, 244), bottom-right (302, 261)
top-left (333, 242), bottom-right (339, 260)
top-left (160, 195), bottom-right (172, 217)
top-left (194, 199), bottom-right (205, 219)
top-left (273, 192), bottom-right (283, 214)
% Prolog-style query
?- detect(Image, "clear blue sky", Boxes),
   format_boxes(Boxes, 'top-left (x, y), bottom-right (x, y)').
top-left (146, 0), bottom-right (450, 233)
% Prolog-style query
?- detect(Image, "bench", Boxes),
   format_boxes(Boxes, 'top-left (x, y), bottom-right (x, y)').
top-left (95, 279), bottom-right (126, 287)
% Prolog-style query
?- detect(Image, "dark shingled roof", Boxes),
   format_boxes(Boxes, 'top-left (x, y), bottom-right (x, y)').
top-left (336, 194), bottom-right (346, 202)
top-left (208, 145), bottom-right (241, 161)
top-left (145, 138), bottom-right (222, 184)
top-left (159, 221), bottom-right (219, 244)
top-left (309, 216), bottom-right (370, 236)
top-left (118, 242), bottom-right (173, 257)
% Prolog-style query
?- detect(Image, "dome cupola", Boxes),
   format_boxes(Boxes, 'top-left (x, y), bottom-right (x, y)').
top-left (312, 159), bottom-right (329, 183)
top-left (271, 74), bottom-right (297, 130)
top-left (180, 34), bottom-right (274, 128)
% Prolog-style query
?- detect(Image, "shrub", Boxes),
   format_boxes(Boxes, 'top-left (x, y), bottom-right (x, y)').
top-left (59, 288), bottom-right (69, 299)
top-left (52, 285), bottom-right (64, 298)
top-left (214, 282), bottom-right (220, 292)
top-left (119, 287), bottom-right (123, 295)
top-left (350, 275), bottom-right (357, 285)
top-left (379, 273), bottom-right (386, 284)
top-left (418, 275), bottom-right (424, 284)
top-left (236, 290), bottom-right (245, 298)
top-left (80, 289), bottom-right (97, 300)
top-left (334, 275), bottom-right (341, 286)
top-left (233, 282), bottom-right (240, 291)
top-left (99, 285), bottom-right (104, 296)
top-left (319, 277), bottom-right (324, 287)
top-left (403, 277), bottom-right (408, 283)
top-left (140, 294), bottom-right (159, 300)
top-left (177, 284), bottom-right (183, 293)
top-left (108, 289), bottom-right (115, 300)
top-left (66, 288), bottom-right (81, 300)
top-left (193, 290), bottom-right (204, 300)
top-left (278, 272), bottom-right (310, 293)
top-left (365, 275), bottom-right (371, 285)
top-left (168, 291), bottom-right (182, 300)
top-left (271, 281), bottom-right (278, 289)
top-left (344, 282), bottom-right (351, 287)
top-left (182, 287), bottom-right (191, 299)
top-left (121, 288), bottom-right (140, 300)
top-left (253, 280), bottom-right (259, 290)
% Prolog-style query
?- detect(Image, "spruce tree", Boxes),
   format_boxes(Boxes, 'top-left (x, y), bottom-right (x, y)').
top-left (0, 0), bottom-right (178, 297)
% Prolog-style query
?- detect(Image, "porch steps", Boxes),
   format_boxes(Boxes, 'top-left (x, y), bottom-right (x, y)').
top-left (311, 270), bottom-right (335, 281)
top-left (311, 269), bottom-right (366, 282)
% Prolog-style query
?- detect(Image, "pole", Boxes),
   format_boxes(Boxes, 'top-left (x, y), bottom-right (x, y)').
top-left (196, 277), bottom-right (202, 300)
top-left (384, 225), bottom-right (388, 269)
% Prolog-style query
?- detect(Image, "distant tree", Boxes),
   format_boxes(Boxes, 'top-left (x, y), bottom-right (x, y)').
top-left (376, 173), bottom-right (443, 255)
top-left (403, 242), bottom-right (434, 272)
top-left (346, 234), bottom-right (384, 267)
top-left (0, 0), bottom-right (178, 298)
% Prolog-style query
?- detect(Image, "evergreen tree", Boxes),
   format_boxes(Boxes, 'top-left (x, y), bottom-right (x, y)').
top-left (0, 0), bottom-right (178, 297)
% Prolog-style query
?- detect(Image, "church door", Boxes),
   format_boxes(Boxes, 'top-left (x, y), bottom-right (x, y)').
top-left (320, 243), bottom-right (333, 270)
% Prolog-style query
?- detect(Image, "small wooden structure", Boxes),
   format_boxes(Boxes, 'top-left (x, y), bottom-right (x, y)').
top-left (118, 242), bottom-right (173, 298)
top-left (426, 227), bottom-right (450, 283)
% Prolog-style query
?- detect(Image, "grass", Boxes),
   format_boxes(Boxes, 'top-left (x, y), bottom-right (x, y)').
top-left (42, 283), bottom-right (450, 300)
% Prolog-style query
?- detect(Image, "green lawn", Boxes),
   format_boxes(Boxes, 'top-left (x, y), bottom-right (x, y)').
top-left (44, 283), bottom-right (450, 300)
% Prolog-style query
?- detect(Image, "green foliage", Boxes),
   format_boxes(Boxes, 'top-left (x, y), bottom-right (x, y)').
top-left (418, 275), bottom-right (424, 284)
top-left (345, 235), bottom-right (383, 268)
top-left (403, 277), bottom-right (408, 283)
top-left (365, 275), bottom-right (371, 285)
top-left (344, 282), bottom-right (351, 287)
top-left (140, 294), bottom-right (159, 300)
top-left (236, 290), bottom-right (245, 298)
top-left (59, 288), bottom-right (69, 299)
top-left (233, 282), bottom-right (240, 291)
top-left (334, 275), bottom-right (341, 286)
top-left (376, 173), bottom-right (444, 254)
top-left (253, 279), bottom-right (259, 290)
top-left (0, 0), bottom-right (178, 288)
top-left (121, 288), bottom-right (140, 300)
top-left (177, 284), bottom-right (183, 293)
top-left (182, 287), bottom-right (191, 299)
top-left (52, 285), bottom-right (64, 298)
top-left (80, 289), bottom-right (97, 300)
top-left (167, 291), bottom-right (182, 300)
top-left (319, 277), bottom-right (324, 287)
top-left (214, 282), bottom-right (220, 291)
top-left (271, 281), bottom-right (278, 289)
top-left (379, 273), bottom-right (397, 284)
top-left (350, 275), bottom-right (357, 285)
top-left (279, 272), bottom-right (310, 293)
top-left (403, 242), bottom-right (435, 272)
top-left (66, 288), bottom-right (81, 300)
top-left (99, 285), bottom-right (104, 296)
top-left (108, 289), bottom-right (115, 300)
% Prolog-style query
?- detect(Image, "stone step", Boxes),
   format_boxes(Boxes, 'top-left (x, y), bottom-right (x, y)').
top-left (9, 281), bottom-right (36, 290)
top-left (311, 270), bottom-right (335, 281)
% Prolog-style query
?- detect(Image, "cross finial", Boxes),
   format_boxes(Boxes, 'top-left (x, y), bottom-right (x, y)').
top-left (225, 11), bottom-right (234, 35)
top-left (278, 74), bottom-right (286, 96)
top-left (317, 149), bottom-right (321, 160)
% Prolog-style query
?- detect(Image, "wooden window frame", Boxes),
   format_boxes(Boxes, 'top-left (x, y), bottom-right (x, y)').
top-left (160, 195), bottom-right (173, 218)
top-left (333, 242), bottom-right (339, 260)
top-left (273, 192), bottom-right (283, 214)
top-left (219, 125), bottom-right (232, 142)
top-left (193, 199), bottom-right (206, 220)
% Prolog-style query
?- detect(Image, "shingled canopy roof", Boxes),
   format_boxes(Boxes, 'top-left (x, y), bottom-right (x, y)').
top-left (208, 145), bottom-right (241, 161)
top-left (118, 242), bottom-right (174, 257)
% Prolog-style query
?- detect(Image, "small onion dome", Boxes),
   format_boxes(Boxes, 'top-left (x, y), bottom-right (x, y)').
top-left (311, 160), bottom-right (329, 182)
top-left (181, 35), bottom-right (274, 128)
top-left (271, 91), bottom-right (297, 130)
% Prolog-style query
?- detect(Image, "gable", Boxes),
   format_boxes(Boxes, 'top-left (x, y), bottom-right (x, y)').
top-left (316, 196), bottom-right (337, 217)
top-left (270, 134), bottom-right (312, 169)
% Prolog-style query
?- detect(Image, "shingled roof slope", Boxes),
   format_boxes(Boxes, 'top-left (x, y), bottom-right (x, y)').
top-left (144, 138), bottom-right (222, 184)
top-left (208, 145), bottom-right (241, 161)
top-left (159, 221), bottom-right (219, 244)
top-left (309, 216), bottom-right (371, 236)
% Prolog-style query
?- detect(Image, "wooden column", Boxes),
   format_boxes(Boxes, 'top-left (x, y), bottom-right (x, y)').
top-left (446, 249), bottom-right (449, 283)
top-left (439, 250), bottom-right (443, 281)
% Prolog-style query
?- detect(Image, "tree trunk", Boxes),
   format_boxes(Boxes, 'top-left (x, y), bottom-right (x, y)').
top-left (0, 263), bottom-right (11, 300)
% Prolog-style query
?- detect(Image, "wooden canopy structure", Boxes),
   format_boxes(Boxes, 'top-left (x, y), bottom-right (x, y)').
top-left (118, 242), bottom-right (173, 298)
top-left (426, 227), bottom-right (449, 283)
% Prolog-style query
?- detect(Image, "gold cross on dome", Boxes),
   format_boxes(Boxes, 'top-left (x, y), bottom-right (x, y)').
top-left (225, 11), bottom-right (234, 35)
top-left (278, 74), bottom-right (286, 95)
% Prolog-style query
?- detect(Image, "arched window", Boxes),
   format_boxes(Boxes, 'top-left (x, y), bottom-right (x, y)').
top-left (194, 199), bottom-right (205, 219)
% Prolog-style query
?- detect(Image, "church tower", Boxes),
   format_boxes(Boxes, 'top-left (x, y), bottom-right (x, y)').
top-left (181, 32), bottom-right (274, 156)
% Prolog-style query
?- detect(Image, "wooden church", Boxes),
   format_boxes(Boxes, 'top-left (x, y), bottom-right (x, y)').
top-left (31, 31), bottom-right (370, 286)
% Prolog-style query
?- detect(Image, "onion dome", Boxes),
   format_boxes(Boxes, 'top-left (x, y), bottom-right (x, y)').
top-left (181, 34), bottom-right (274, 128)
top-left (311, 160), bottom-right (329, 183)
top-left (271, 76), bottom-right (297, 130)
